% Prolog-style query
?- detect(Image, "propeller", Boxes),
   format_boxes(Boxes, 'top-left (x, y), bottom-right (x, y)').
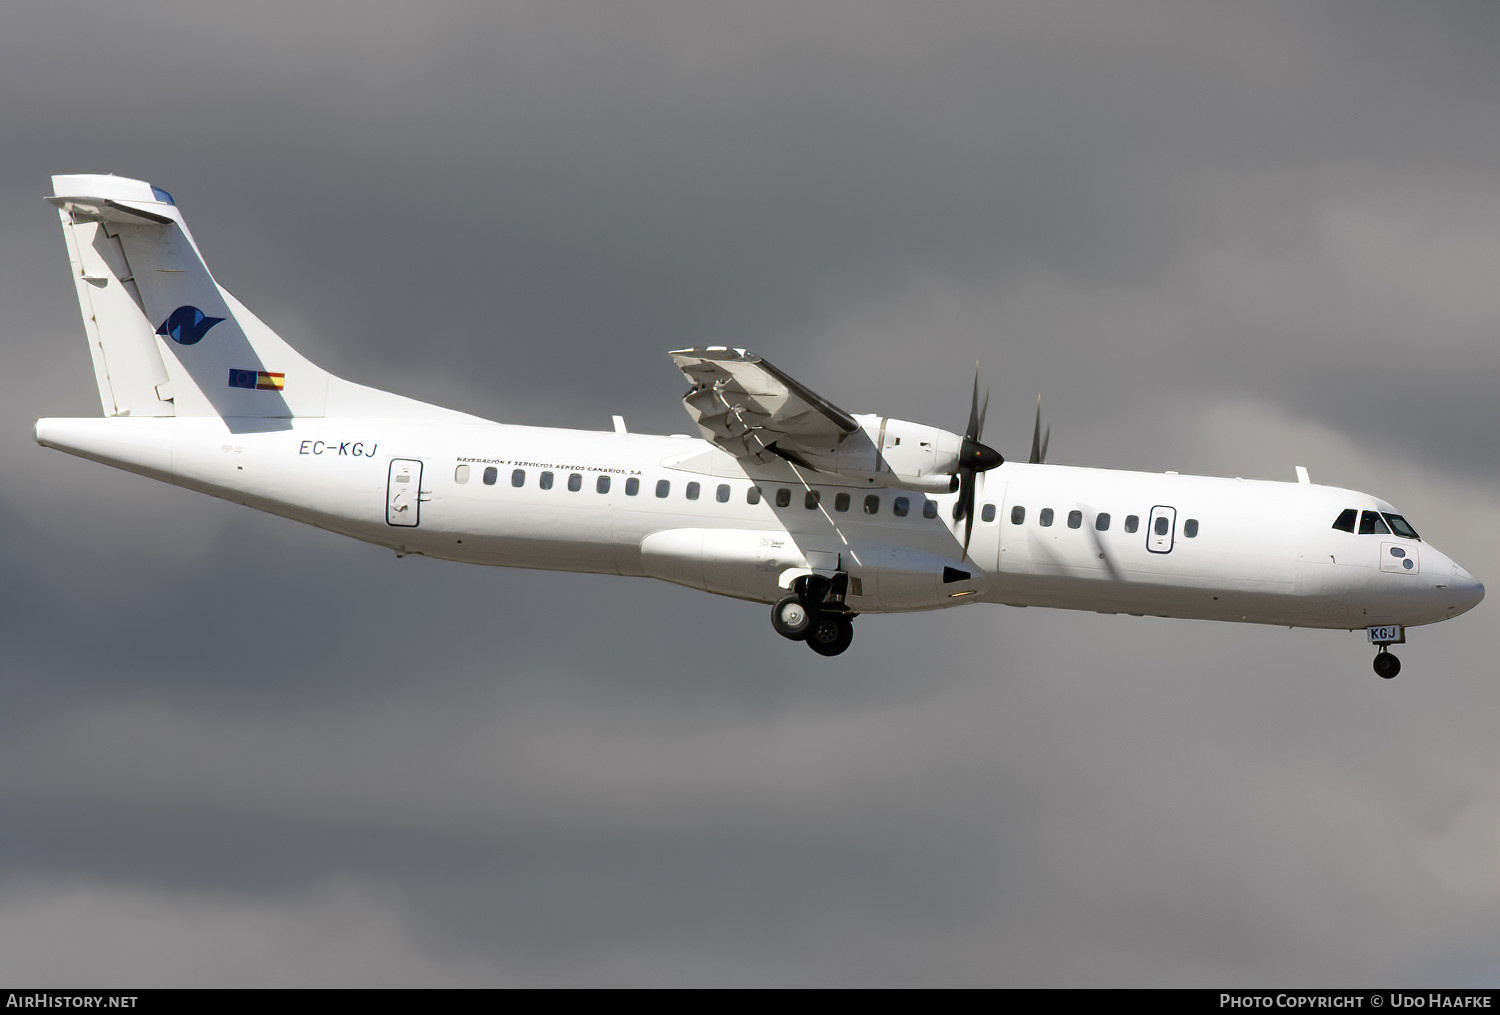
top-left (952, 367), bottom-right (1004, 552)
top-left (1029, 393), bottom-right (1050, 464)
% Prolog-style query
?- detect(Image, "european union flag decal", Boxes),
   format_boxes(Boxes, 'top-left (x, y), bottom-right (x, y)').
top-left (228, 369), bottom-right (285, 391)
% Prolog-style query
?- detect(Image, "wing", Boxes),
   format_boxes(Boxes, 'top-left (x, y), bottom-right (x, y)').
top-left (669, 347), bottom-right (859, 463)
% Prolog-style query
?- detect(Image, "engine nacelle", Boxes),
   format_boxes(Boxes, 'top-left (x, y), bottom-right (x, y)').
top-left (769, 415), bottom-right (966, 491)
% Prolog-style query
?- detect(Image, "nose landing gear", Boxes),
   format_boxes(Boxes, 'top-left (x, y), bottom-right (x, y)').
top-left (1366, 625), bottom-right (1405, 679)
top-left (770, 574), bottom-right (857, 656)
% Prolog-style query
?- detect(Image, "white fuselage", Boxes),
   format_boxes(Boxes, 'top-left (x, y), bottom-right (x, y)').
top-left (35, 415), bottom-right (1485, 631)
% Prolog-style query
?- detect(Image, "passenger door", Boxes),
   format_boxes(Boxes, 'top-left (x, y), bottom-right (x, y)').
top-left (1147, 504), bottom-right (1176, 554)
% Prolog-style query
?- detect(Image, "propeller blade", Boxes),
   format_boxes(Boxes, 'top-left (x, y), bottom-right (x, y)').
top-left (1028, 394), bottom-right (1051, 465)
top-left (954, 464), bottom-right (975, 544)
top-left (952, 365), bottom-right (1001, 555)
top-left (953, 466), bottom-right (971, 521)
top-left (966, 366), bottom-right (982, 442)
top-left (960, 367), bottom-right (1002, 472)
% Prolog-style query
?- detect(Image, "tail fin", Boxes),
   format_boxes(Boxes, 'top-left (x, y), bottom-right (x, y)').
top-left (49, 174), bottom-right (476, 425)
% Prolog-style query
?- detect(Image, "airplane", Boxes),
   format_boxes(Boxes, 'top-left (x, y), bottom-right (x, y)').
top-left (35, 174), bottom-right (1485, 676)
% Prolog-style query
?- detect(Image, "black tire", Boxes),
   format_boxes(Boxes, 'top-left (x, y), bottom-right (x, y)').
top-left (1373, 651), bottom-right (1401, 679)
top-left (771, 595), bottom-right (814, 641)
top-left (806, 613), bottom-right (854, 657)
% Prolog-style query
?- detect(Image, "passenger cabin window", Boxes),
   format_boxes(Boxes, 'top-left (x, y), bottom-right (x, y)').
top-left (717, 484), bottom-right (730, 503)
top-left (1332, 508), bottom-right (1357, 533)
top-left (455, 464), bottom-right (470, 484)
top-left (1124, 515), bottom-right (1139, 533)
top-left (864, 495), bottom-right (880, 515)
top-left (982, 504), bottom-right (996, 523)
top-left (835, 493), bottom-right (850, 512)
top-left (1359, 510), bottom-right (1390, 535)
top-left (747, 486), bottom-right (761, 505)
top-left (1039, 508), bottom-right (1054, 527)
top-left (1067, 509), bottom-right (1082, 529)
top-left (567, 474), bottom-right (582, 492)
top-left (776, 488), bottom-right (791, 508)
top-left (596, 476), bottom-right (610, 494)
top-left (1383, 513), bottom-right (1420, 540)
top-left (1184, 518), bottom-right (1199, 538)
top-left (686, 482), bottom-right (700, 501)
top-left (923, 499), bottom-right (938, 519)
top-left (483, 467), bottom-right (497, 486)
top-left (540, 471), bottom-right (554, 490)
top-left (1011, 506), bottom-right (1025, 525)
top-left (1154, 516), bottom-right (1169, 536)
top-left (512, 469), bottom-right (525, 488)
top-left (625, 477), bottom-right (639, 496)
top-left (893, 496), bottom-right (909, 517)
top-left (656, 480), bottom-right (670, 498)
top-left (1095, 512), bottom-right (1111, 531)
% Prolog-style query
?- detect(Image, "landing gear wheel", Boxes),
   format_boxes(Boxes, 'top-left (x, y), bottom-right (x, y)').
top-left (1373, 651), bottom-right (1401, 679)
top-left (806, 613), bottom-right (854, 657)
top-left (771, 595), bottom-right (814, 641)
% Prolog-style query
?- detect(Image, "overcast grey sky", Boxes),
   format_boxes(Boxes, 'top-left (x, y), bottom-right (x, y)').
top-left (1, 0), bottom-right (1495, 987)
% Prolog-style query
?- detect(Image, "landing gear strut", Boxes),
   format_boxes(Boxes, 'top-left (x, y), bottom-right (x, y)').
top-left (769, 574), bottom-right (857, 656)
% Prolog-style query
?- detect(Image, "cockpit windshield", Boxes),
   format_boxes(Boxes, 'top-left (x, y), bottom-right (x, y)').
top-left (1382, 513), bottom-right (1419, 540)
top-left (1331, 507), bottom-right (1419, 540)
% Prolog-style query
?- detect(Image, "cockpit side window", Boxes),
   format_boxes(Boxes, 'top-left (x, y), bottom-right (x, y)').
top-left (1358, 510), bottom-right (1390, 535)
top-left (1332, 508), bottom-right (1357, 533)
top-left (1382, 513), bottom-right (1420, 540)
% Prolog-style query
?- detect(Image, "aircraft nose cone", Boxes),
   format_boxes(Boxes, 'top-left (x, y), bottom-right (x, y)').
top-left (1442, 562), bottom-right (1485, 618)
top-left (961, 438), bottom-right (1004, 472)
top-left (1458, 574), bottom-right (1485, 614)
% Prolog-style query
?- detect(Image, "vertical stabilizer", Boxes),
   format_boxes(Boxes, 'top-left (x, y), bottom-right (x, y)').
top-left (48, 175), bottom-right (480, 426)
top-left (49, 174), bottom-right (319, 421)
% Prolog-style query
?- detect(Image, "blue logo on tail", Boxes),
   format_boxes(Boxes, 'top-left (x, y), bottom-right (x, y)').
top-left (156, 305), bottom-right (225, 346)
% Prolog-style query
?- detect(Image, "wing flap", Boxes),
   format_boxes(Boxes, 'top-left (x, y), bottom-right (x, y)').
top-left (670, 348), bottom-right (858, 464)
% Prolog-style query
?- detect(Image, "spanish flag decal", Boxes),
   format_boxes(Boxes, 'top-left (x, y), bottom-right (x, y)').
top-left (228, 369), bottom-right (286, 391)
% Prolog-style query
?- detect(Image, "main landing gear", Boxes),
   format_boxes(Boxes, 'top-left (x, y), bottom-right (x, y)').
top-left (771, 574), bottom-right (856, 657)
